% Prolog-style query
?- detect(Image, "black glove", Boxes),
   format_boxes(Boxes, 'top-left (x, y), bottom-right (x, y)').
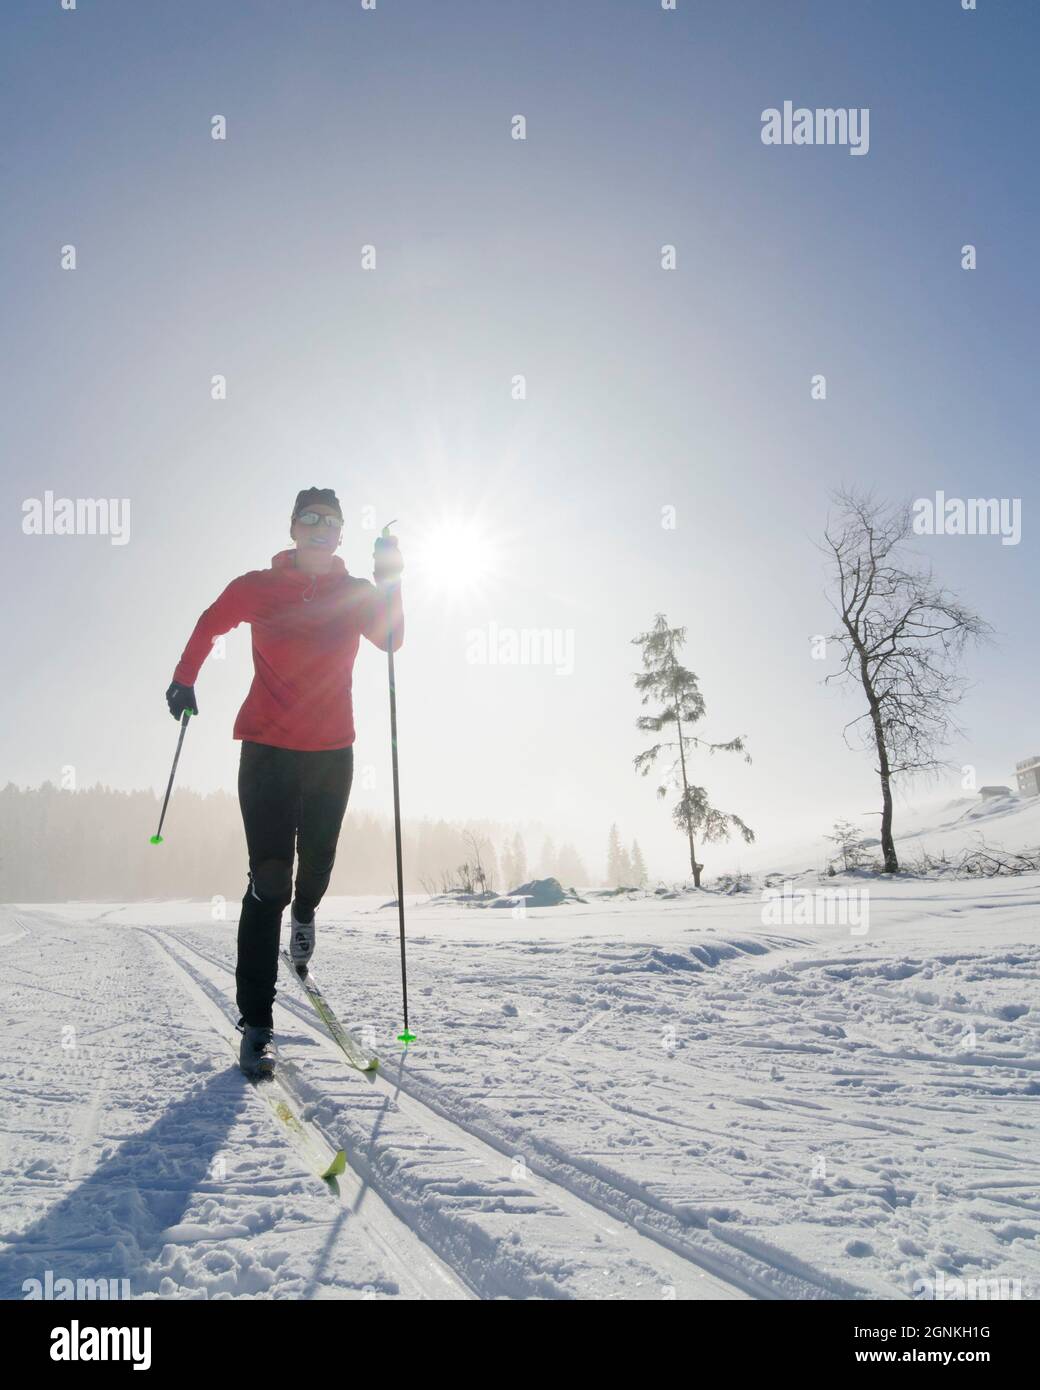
top-left (166, 682), bottom-right (198, 720)
top-left (374, 534), bottom-right (404, 586)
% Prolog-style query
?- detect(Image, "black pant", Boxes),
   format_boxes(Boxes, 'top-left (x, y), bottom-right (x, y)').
top-left (236, 741), bottom-right (353, 1027)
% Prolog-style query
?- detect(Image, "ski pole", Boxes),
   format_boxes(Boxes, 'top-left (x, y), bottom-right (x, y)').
top-left (150, 710), bottom-right (191, 844)
top-left (380, 521), bottom-right (415, 1045)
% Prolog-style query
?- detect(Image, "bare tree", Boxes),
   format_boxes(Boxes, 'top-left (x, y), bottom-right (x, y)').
top-left (462, 829), bottom-right (493, 894)
top-left (822, 489), bottom-right (991, 874)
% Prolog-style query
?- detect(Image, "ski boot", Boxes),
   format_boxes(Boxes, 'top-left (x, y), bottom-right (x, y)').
top-left (239, 1023), bottom-right (276, 1080)
top-left (289, 904), bottom-right (316, 977)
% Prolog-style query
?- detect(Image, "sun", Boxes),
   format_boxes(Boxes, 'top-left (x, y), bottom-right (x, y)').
top-left (411, 515), bottom-right (497, 600)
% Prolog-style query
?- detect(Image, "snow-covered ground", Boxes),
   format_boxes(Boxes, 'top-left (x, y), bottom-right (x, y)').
top-left (2, 798), bottom-right (1038, 1300)
top-left (726, 790), bottom-right (1040, 878)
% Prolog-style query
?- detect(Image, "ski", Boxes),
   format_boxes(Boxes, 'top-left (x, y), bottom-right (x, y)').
top-left (228, 1034), bottom-right (347, 1183)
top-left (279, 948), bottom-right (380, 1073)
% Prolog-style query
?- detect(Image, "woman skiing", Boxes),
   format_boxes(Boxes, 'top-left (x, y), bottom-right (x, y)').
top-left (166, 488), bottom-right (404, 1078)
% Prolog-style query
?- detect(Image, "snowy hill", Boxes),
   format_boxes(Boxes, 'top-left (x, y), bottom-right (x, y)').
top-left (715, 792), bottom-right (1040, 881)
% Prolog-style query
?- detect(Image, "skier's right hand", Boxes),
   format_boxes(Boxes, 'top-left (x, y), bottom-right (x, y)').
top-left (166, 681), bottom-right (198, 720)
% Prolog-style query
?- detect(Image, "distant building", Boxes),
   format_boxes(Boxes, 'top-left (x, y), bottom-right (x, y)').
top-left (1016, 755), bottom-right (1040, 797)
top-left (979, 785), bottom-right (1012, 799)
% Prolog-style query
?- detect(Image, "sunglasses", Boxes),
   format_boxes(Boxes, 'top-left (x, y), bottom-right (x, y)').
top-left (294, 511), bottom-right (342, 528)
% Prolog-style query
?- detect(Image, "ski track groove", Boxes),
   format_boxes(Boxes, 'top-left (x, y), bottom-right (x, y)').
top-left (141, 927), bottom-right (473, 1302)
top-left (150, 925), bottom-right (855, 1300)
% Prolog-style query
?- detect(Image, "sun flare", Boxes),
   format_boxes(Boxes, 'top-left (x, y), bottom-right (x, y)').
top-left (412, 515), bottom-right (498, 599)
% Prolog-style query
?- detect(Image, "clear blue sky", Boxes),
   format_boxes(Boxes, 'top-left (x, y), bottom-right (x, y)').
top-left (2, 0), bottom-right (1037, 878)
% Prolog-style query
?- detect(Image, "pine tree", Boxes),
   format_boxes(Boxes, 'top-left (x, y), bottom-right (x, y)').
top-left (825, 819), bottom-right (865, 873)
top-left (501, 831), bottom-right (528, 890)
top-left (514, 831), bottom-right (527, 884)
top-left (555, 843), bottom-right (589, 888)
top-left (500, 838), bottom-right (517, 890)
top-left (539, 835), bottom-right (557, 878)
top-left (632, 614), bottom-right (754, 887)
top-left (606, 823), bottom-right (624, 886)
top-left (630, 839), bottom-right (648, 887)
top-left (618, 845), bottom-right (634, 885)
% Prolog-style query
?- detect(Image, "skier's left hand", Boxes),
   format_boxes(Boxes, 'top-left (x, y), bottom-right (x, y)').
top-left (374, 533), bottom-right (403, 586)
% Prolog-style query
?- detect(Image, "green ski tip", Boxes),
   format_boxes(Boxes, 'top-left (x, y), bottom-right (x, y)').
top-left (323, 1149), bottom-right (347, 1180)
top-left (397, 1029), bottom-right (416, 1045)
top-left (149, 835), bottom-right (163, 844)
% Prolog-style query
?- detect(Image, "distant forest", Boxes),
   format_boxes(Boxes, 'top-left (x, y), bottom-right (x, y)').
top-left (0, 782), bottom-right (592, 903)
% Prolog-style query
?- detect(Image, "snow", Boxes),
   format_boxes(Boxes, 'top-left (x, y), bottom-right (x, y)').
top-left (730, 791), bottom-right (1040, 878)
top-left (2, 799), bottom-right (1038, 1300)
